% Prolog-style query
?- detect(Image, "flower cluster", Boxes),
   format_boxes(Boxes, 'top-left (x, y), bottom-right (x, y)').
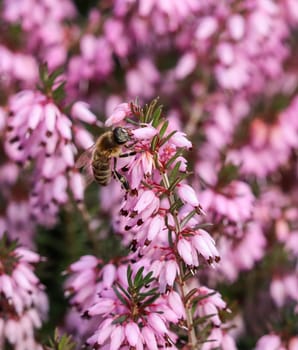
top-left (0, 235), bottom-right (48, 350)
top-left (3, 72), bottom-right (96, 227)
top-left (64, 101), bottom-right (235, 349)
top-left (0, 0), bottom-right (298, 348)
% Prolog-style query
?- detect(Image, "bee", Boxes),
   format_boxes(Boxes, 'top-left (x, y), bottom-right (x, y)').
top-left (75, 127), bottom-right (132, 190)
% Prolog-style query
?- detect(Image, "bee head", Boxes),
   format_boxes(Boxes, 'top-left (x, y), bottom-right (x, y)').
top-left (113, 127), bottom-right (130, 144)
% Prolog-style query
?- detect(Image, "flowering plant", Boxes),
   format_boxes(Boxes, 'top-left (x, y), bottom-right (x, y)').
top-left (0, 0), bottom-right (298, 349)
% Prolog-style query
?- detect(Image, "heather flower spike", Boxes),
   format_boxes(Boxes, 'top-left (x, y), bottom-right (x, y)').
top-left (65, 99), bottom-right (228, 350)
top-left (0, 234), bottom-right (48, 350)
top-left (1, 2), bottom-right (298, 349)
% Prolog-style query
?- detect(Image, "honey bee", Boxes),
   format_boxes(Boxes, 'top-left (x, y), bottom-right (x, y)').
top-left (75, 127), bottom-right (132, 190)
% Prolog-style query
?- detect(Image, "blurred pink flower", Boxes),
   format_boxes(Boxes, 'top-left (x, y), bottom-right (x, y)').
top-left (217, 223), bottom-right (266, 281)
top-left (201, 328), bottom-right (238, 350)
top-left (254, 334), bottom-right (285, 350)
top-left (194, 286), bottom-right (228, 326)
top-left (200, 181), bottom-right (255, 223)
top-left (0, 238), bottom-right (48, 350)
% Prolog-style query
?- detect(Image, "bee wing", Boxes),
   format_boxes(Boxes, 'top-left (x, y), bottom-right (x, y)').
top-left (84, 168), bottom-right (95, 187)
top-left (75, 144), bottom-right (95, 169)
top-left (76, 145), bottom-right (96, 187)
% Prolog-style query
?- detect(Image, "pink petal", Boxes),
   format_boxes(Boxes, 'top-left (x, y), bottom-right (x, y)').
top-left (142, 326), bottom-right (158, 350)
top-left (71, 101), bottom-right (97, 124)
top-left (135, 190), bottom-right (156, 213)
top-left (171, 132), bottom-right (192, 149)
top-left (132, 126), bottom-right (157, 140)
top-left (165, 260), bottom-right (178, 287)
top-left (168, 291), bottom-right (185, 318)
top-left (102, 264), bottom-right (117, 288)
top-left (70, 172), bottom-right (85, 201)
top-left (177, 183), bottom-right (199, 207)
top-left (44, 103), bottom-right (58, 133)
top-left (88, 299), bottom-right (115, 316)
top-left (177, 238), bottom-right (193, 266)
top-left (70, 255), bottom-right (99, 271)
top-left (125, 322), bottom-right (141, 347)
top-left (147, 215), bottom-right (164, 241)
top-left (110, 325), bottom-right (125, 350)
top-left (147, 314), bottom-right (168, 335)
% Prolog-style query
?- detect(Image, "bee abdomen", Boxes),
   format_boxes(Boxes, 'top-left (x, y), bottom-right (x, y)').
top-left (92, 160), bottom-right (111, 186)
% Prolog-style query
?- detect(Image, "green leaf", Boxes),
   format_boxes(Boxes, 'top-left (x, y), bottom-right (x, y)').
top-left (142, 271), bottom-right (154, 284)
top-left (159, 130), bottom-right (177, 147)
top-left (134, 266), bottom-right (145, 286)
top-left (48, 330), bottom-right (76, 350)
top-left (164, 149), bottom-right (184, 169)
top-left (194, 312), bottom-right (217, 325)
top-left (184, 288), bottom-right (198, 304)
top-left (180, 210), bottom-right (197, 229)
top-left (125, 118), bottom-right (141, 126)
top-left (39, 62), bottom-right (49, 85)
top-left (113, 285), bottom-right (130, 307)
top-left (142, 294), bottom-right (160, 307)
top-left (151, 134), bottom-right (159, 152)
top-left (192, 223), bottom-right (214, 231)
top-left (169, 173), bottom-right (190, 192)
top-left (52, 82), bottom-right (66, 103)
top-left (138, 287), bottom-right (159, 298)
top-left (48, 67), bottom-right (64, 86)
top-left (112, 314), bottom-right (129, 325)
top-left (159, 120), bottom-right (169, 139)
top-left (192, 291), bottom-right (217, 305)
top-left (144, 98), bottom-right (159, 123)
top-left (116, 282), bottom-right (131, 300)
top-left (169, 197), bottom-right (183, 213)
top-left (168, 161), bottom-right (181, 184)
top-left (151, 105), bottom-right (163, 128)
top-left (127, 265), bottom-right (133, 288)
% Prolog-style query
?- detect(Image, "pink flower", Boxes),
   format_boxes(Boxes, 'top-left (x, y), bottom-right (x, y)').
top-left (146, 214), bottom-right (164, 242)
top-left (200, 181), bottom-right (255, 223)
top-left (125, 322), bottom-right (142, 347)
top-left (228, 14), bottom-right (245, 40)
top-left (82, 262), bottom-right (180, 349)
top-left (132, 125), bottom-right (158, 140)
top-left (147, 313), bottom-right (168, 335)
top-left (177, 183), bottom-right (199, 207)
top-left (175, 52), bottom-right (197, 79)
top-left (254, 334), bottom-right (283, 350)
top-left (195, 287), bottom-right (227, 326)
top-left (142, 326), bottom-right (158, 350)
top-left (71, 101), bottom-right (97, 124)
top-left (0, 237), bottom-right (48, 349)
top-left (4, 89), bottom-right (97, 226)
top-left (177, 238), bottom-right (196, 266)
top-left (65, 255), bottom-right (101, 309)
top-left (195, 16), bottom-right (218, 40)
top-left (105, 103), bottom-right (132, 127)
top-left (170, 131), bottom-right (192, 149)
top-left (201, 328), bottom-right (237, 350)
top-left (192, 229), bottom-right (220, 264)
top-left (157, 259), bottom-right (179, 292)
top-left (110, 326), bottom-right (125, 350)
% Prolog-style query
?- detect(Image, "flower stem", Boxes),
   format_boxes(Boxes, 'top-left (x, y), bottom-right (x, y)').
top-left (161, 172), bottom-right (198, 349)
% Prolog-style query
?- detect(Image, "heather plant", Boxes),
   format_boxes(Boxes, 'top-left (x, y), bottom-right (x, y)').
top-left (64, 100), bottom-right (234, 349)
top-left (0, 0), bottom-right (298, 350)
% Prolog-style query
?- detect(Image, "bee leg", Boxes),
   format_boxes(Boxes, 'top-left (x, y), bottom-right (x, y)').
top-left (113, 157), bottom-right (130, 190)
top-left (113, 169), bottom-right (130, 190)
top-left (119, 151), bottom-right (137, 158)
